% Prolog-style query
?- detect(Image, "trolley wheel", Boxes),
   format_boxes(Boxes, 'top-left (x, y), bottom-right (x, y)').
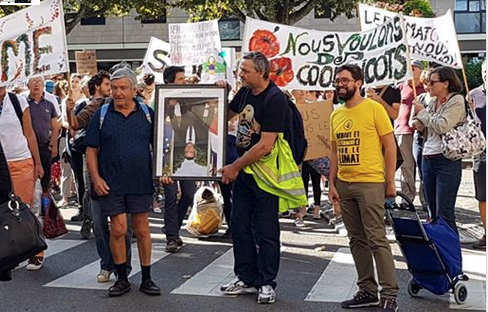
top-left (407, 278), bottom-right (421, 297)
top-left (454, 283), bottom-right (468, 304)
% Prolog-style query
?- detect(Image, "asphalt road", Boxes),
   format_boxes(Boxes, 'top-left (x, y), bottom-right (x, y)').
top-left (0, 169), bottom-right (485, 312)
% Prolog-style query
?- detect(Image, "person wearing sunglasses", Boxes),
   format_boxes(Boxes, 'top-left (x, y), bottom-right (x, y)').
top-left (413, 66), bottom-right (466, 233)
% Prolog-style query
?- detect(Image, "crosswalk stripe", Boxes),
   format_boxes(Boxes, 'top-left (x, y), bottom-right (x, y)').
top-left (44, 242), bottom-right (169, 290)
top-left (171, 248), bottom-right (235, 297)
top-left (449, 253), bottom-right (486, 311)
top-left (17, 239), bottom-right (87, 269)
top-left (305, 247), bottom-right (357, 302)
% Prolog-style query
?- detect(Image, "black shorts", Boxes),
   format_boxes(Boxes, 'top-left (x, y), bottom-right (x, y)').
top-left (98, 193), bottom-right (153, 217)
top-left (474, 161), bottom-right (486, 202)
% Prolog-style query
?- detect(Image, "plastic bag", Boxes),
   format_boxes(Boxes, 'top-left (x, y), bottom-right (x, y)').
top-left (32, 179), bottom-right (42, 216)
top-left (186, 186), bottom-right (223, 237)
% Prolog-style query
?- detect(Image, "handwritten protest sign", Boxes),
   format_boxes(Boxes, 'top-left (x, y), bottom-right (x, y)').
top-left (0, 0), bottom-right (68, 85)
top-left (143, 36), bottom-right (171, 83)
top-left (296, 100), bottom-right (333, 160)
top-left (169, 20), bottom-right (221, 66)
top-left (358, 4), bottom-right (462, 69)
top-left (75, 50), bottom-right (97, 76)
top-left (242, 16), bottom-right (412, 89)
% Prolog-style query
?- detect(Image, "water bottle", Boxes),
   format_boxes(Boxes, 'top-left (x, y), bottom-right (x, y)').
top-left (41, 194), bottom-right (50, 216)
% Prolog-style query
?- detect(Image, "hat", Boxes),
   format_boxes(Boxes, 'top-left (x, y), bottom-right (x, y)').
top-left (45, 80), bottom-right (54, 93)
top-left (411, 60), bottom-right (424, 70)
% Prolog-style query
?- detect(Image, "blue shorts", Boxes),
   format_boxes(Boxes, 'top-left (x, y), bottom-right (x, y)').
top-left (98, 194), bottom-right (153, 216)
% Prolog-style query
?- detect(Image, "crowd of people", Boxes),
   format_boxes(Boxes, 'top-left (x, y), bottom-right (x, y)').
top-left (0, 52), bottom-right (485, 311)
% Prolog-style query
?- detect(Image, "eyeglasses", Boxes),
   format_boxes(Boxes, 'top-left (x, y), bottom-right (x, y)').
top-left (333, 78), bottom-right (356, 86)
top-left (428, 80), bottom-right (442, 86)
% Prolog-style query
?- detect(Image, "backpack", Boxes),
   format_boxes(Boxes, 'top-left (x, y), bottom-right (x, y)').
top-left (8, 92), bottom-right (23, 126)
top-left (99, 101), bottom-right (152, 130)
top-left (239, 85), bottom-right (307, 165)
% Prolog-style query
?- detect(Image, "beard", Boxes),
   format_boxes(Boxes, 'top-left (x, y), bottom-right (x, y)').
top-left (337, 85), bottom-right (356, 101)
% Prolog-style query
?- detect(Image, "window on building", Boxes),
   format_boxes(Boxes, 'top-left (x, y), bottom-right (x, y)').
top-left (80, 16), bottom-right (106, 26)
top-left (218, 19), bottom-right (241, 41)
top-left (141, 15), bottom-right (167, 24)
top-left (315, 5), bottom-right (332, 19)
top-left (454, 0), bottom-right (485, 33)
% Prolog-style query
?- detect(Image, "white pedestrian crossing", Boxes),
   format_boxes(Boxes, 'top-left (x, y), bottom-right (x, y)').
top-left (44, 242), bottom-right (169, 289)
top-left (171, 248), bottom-right (235, 297)
top-left (16, 239), bottom-right (87, 269)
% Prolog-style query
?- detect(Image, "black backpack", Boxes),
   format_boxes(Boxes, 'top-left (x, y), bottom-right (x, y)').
top-left (239, 85), bottom-right (307, 165)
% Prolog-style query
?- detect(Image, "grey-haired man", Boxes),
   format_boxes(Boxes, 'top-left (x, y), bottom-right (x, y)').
top-left (86, 67), bottom-right (160, 297)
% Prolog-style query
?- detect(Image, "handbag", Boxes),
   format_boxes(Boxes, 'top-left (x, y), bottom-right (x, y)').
top-left (43, 195), bottom-right (68, 239)
top-left (0, 193), bottom-right (47, 271)
top-left (442, 96), bottom-right (486, 161)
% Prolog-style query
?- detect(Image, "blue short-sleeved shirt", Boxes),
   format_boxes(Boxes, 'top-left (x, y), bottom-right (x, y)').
top-left (85, 99), bottom-right (155, 195)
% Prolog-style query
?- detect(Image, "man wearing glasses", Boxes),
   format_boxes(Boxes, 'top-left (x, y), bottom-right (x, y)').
top-left (328, 64), bottom-right (399, 312)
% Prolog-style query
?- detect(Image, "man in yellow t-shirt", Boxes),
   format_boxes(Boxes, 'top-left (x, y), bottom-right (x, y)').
top-left (328, 64), bottom-right (399, 312)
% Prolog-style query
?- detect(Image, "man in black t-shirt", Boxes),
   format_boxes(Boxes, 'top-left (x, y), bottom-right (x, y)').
top-left (366, 85), bottom-right (401, 126)
top-left (218, 52), bottom-right (287, 304)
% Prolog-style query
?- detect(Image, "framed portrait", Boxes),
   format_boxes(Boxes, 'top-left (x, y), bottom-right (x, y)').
top-left (154, 84), bottom-right (227, 180)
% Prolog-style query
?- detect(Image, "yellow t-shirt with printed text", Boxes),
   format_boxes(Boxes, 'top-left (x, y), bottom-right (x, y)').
top-left (330, 98), bottom-right (393, 183)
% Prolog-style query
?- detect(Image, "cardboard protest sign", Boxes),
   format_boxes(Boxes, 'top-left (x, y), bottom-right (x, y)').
top-left (0, 0), bottom-right (68, 85)
top-left (358, 3), bottom-right (462, 69)
top-left (296, 100), bottom-right (333, 160)
top-left (143, 36), bottom-right (171, 83)
top-left (242, 16), bottom-right (412, 89)
top-left (75, 50), bottom-right (97, 76)
top-left (169, 20), bottom-right (222, 66)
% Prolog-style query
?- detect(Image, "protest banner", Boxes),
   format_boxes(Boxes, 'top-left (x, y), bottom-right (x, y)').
top-left (358, 3), bottom-right (462, 69)
top-left (200, 48), bottom-right (236, 88)
top-left (242, 16), bottom-right (412, 89)
top-left (296, 100), bottom-right (333, 160)
top-left (169, 20), bottom-right (222, 66)
top-left (75, 50), bottom-right (97, 76)
top-left (143, 36), bottom-right (171, 83)
top-left (0, 0), bottom-right (68, 85)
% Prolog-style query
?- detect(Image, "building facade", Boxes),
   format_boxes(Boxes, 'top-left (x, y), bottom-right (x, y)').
top-left (66, 0), bottom-right (486, 72)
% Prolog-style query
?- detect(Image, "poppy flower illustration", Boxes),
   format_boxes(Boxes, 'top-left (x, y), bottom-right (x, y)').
top-left (269, 57), bottom-right (294, 87)
top-left (248, 29), bottom-right (280, 58)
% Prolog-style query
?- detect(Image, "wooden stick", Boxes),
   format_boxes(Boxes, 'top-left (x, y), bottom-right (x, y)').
top-left (461, 65), bottom-right (472, 102)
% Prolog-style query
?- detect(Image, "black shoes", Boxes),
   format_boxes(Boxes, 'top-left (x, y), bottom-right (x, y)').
top-left (341, 289), bottom-right (380, 308)
top-left (80, 219), bottom-right (92, 239)
top-left (140, 279), bottom-right (161, 295)
top-left (71, 212), bottom-right (84, 222)
top-left (108, 279), bottom-right (131, 297)
top-left (166, 237), bottom-right (183, 252)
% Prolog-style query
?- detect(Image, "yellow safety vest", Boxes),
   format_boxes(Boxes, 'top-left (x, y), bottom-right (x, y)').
top-left (244, 134), bottom-right (307, 212)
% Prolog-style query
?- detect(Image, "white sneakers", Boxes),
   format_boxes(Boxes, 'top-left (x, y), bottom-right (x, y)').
top-left (258, 285), bottom-right (276, 304)
top-left (97, 270), bottom-right (112, 283)
top-left (221, 278), bottom-right (276, 304)
top-left (220, 278), bottom-right (258, 295)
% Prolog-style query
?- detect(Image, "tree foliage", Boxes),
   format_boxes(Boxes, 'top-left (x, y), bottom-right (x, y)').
top-left (0, 0), bottom-right (167, 34)
top-left (171, 0), bottom-right (436, 24)
top-left (170, 0), bottom-right (360, 25)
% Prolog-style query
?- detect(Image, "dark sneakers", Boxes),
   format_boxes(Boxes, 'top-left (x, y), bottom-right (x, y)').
top-left (108, 279), bottom-right (131, 297)
top-left (80, 219), bottom-right (92, 239)
top-left (166, 237), bottom-right (183, 252)
top-left (341, 290), bottom-right (380, 308)
top-left (140, 279), bottom-right (161, 295)
top-left (379, 297), bottom-right (399, 312)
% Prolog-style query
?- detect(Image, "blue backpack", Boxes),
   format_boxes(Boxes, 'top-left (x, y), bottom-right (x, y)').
top-left (239, 86), bottom-right (307, 165)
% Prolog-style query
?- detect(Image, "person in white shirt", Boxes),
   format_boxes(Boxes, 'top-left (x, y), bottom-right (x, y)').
top-left (174, 142), bottom-right (208, 176)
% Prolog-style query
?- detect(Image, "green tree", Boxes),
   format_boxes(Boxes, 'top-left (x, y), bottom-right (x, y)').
top-left (0, 0), bottom-right (167, 34)
top-left (170, 0), bottom-right (435, 24)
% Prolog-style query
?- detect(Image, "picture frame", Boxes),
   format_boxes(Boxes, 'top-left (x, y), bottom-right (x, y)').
top-left (154, 84), bottom-right (227, 180)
